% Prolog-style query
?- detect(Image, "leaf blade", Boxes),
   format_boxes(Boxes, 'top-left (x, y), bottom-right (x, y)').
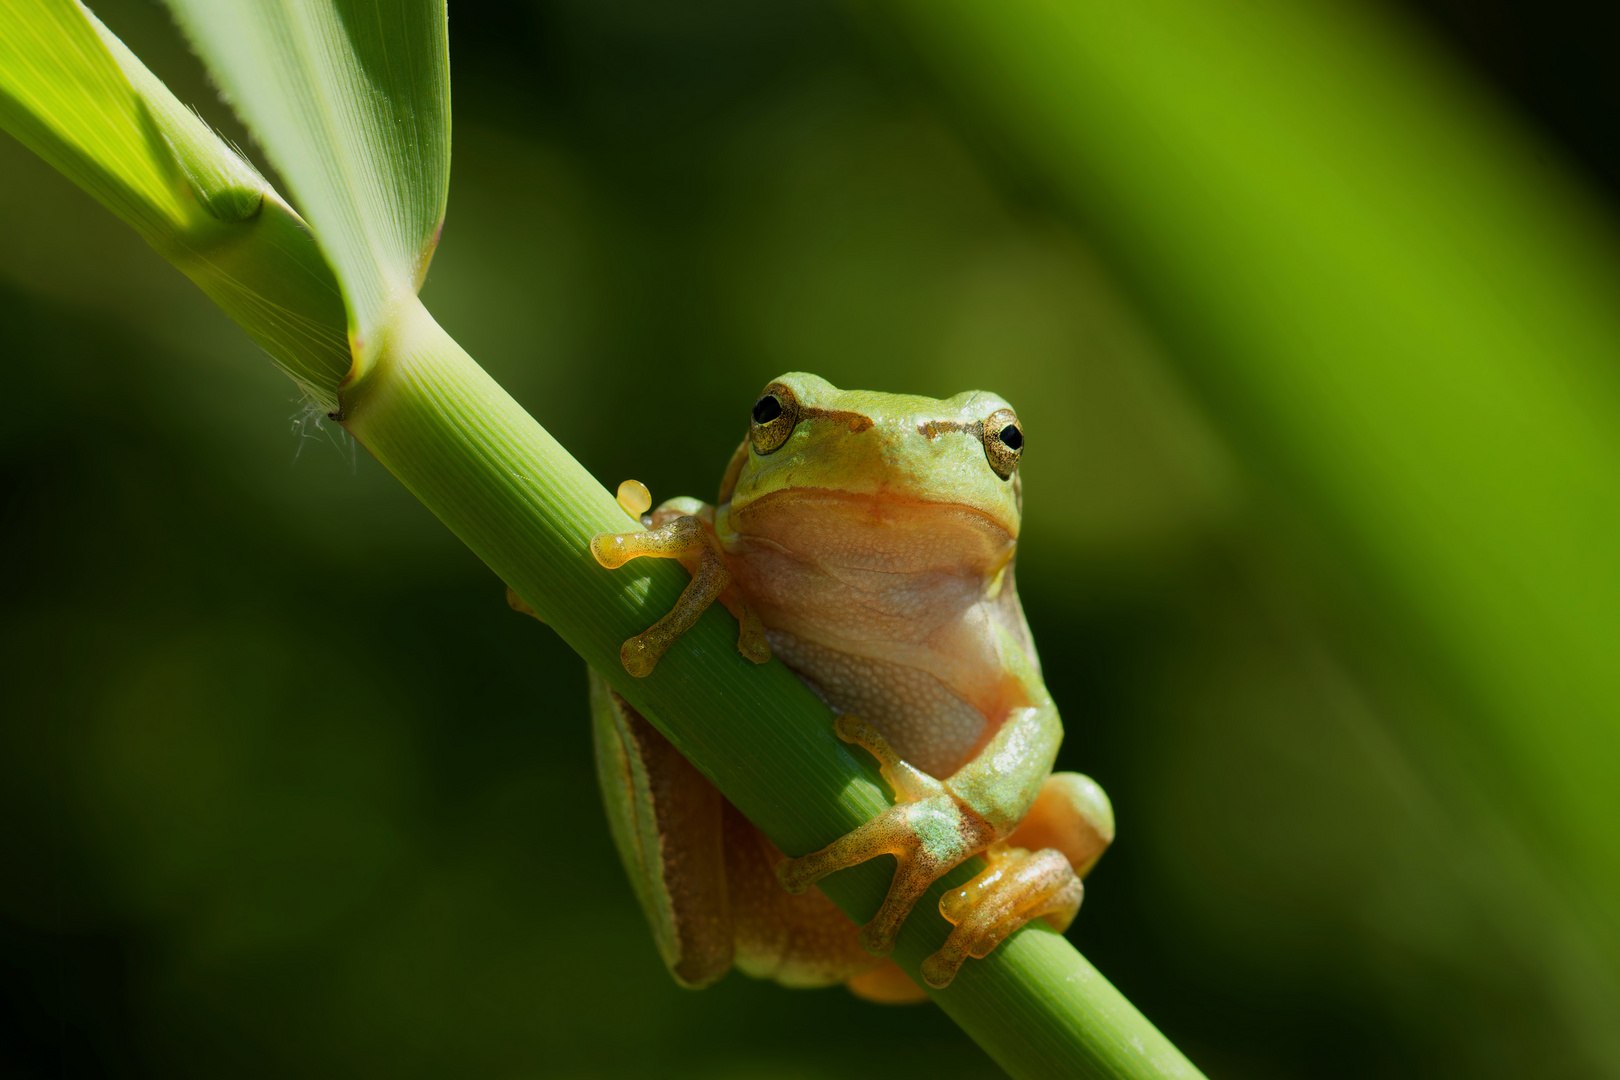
top-left (0, 0), bottom-right (190, 237)
top-left (163, 0), bottom-right (451, 365)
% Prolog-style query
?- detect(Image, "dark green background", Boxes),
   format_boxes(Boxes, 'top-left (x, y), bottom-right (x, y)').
top-left (2, 1), bottom-right (1615, 1076)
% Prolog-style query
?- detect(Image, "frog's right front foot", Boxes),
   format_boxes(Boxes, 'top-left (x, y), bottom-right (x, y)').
top-left (590, 481), bottom-right (769, 677)
top-left (592, 514), bottom-right (731, 677)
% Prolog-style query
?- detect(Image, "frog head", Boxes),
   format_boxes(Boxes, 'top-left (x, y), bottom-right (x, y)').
top-left (718, 373), bottom-right (1024, 576)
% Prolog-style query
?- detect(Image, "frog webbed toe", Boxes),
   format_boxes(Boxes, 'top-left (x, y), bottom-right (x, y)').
top-left (921, 845), bottom-right (1083, 989)
top-left (912, 771), bottom-right (1114, 987)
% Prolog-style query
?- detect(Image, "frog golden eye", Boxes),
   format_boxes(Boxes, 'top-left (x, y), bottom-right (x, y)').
top-left (982, 408), bottom-right (1023, 479)
top-left (750, 382), bottom-right (800, 455)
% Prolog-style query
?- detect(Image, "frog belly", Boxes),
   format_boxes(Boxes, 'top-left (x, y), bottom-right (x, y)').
top-left (764, 628), bottom-right (987, 778)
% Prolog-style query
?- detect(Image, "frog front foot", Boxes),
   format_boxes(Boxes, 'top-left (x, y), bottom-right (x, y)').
top-left (776, 716), bottom-right (1111, 988)
top-left (590, 482), bottom-right (770, 677)
top-left (773, 717), bottom-right (997, 965)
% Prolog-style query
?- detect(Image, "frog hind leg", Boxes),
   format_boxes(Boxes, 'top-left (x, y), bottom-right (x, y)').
top-left (919, 846), bottom-right (1082, 989)
top-left (720, 798), bottom-right (914, 994)
top-left (590, 671), bottom-right (911, 998)
top-left (846, 960), bottom-right (931, 1004)
top-left (589, 669), bottom-right (734, 988)
top-left (1004, 771), bottom-right (1115, 878)
top-left (918, 772), bottom-right (1115, 989)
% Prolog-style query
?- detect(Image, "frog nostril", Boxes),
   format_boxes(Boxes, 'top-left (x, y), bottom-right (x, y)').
top-left (753, 395), bottom-right (783, 424)
top-left (999, 424), bottom-right (1022, 451)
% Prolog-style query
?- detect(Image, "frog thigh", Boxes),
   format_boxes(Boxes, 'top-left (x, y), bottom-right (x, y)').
top-left (719, 800), bottom-right (904, 994)
top-left (589, 668), bottom-right (733, 988)
top-left (845, 958), bottom-right (931, 1004)
top-left (1003, 772), bottom-right (1115, 878)
top-left (590, 672), bottom-right (924, 1001)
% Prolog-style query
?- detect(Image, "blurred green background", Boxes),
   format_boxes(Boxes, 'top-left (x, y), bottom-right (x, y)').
top-left (3, 0), bottom-right (1618, 1076)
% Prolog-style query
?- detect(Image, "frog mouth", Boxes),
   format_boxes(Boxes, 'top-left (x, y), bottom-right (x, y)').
top-left (726, 488), bottom-right (1017, 575)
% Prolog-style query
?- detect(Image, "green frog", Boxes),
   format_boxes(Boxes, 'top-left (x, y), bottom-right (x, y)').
top-left (577, 373), bottom-right (1112, 1001)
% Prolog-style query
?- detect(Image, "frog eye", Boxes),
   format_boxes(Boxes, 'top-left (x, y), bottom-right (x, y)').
top-left (750, 381), bottom-right (800, 455)
top-left (982, 407), bottom-right (1023, 479)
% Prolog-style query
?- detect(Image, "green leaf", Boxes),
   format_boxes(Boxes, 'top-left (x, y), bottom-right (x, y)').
top-left (0, 0), bottom-right (190, 237)
top-left (0, 0), bottom-right (352, 406)
top-left (163, 0), bottom-right (451, 372)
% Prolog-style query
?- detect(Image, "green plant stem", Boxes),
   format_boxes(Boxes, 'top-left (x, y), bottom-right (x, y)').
top-left (2, 7), bottom-right (1203, 1075)
top-left (342, 299), bottom-right (1202, 1080)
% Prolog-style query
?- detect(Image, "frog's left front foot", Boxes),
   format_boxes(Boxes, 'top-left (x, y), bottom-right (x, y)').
top-left (776, 717), bottom-right (1000, 961)
top-left (777, 718), bottom-right (1110, 988)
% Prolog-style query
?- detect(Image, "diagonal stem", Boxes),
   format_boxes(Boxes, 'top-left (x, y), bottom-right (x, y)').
top-left (338, 298), bottom-right (1204, 1080)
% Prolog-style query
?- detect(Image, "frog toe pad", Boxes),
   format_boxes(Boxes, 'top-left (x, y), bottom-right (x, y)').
top-left (920, 845), bottom-right (1082, 989)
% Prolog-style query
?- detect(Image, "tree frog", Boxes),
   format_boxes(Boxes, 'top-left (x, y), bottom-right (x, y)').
top-left (575, 373), bottom-right (1113, 1001)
